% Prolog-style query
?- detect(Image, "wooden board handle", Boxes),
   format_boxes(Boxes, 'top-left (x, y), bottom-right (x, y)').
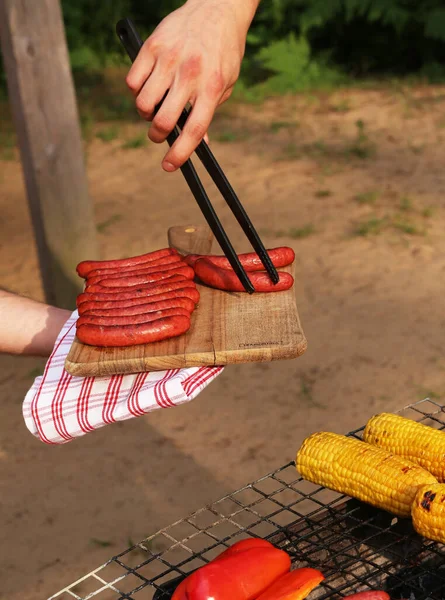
top-left (168, 225), bottom-right (214, 256)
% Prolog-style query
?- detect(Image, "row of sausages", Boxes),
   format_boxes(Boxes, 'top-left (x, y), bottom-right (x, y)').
top-left (75, 246), bottom-right (295, 347)
top-left (76, 248), bottom-right (198, 347)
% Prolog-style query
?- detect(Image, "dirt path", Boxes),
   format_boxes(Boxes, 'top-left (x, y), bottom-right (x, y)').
top-left (1, 86), bottom-right (445, 599)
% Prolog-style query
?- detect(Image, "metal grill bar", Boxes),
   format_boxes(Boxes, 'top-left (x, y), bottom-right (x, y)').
top-left (49, 398), bottom-right (445, 600)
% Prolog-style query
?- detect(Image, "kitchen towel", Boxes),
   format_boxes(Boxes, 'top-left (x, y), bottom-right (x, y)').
top-left (23, 311), bottom-right (224, 444)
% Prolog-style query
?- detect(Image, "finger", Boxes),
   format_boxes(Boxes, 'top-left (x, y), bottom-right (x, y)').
top-left (148, 84), bottom-right (191, 144)
top-left (135, 63), bottom-right (173, 121)
top-left (219, 86), bottom-right (234, 106)
top-left (204, 132), bottom-right (210, 145)
top-left (162, 97), bottom-right (216, 171)
top-left (126, 39), bottom-right (157, 96)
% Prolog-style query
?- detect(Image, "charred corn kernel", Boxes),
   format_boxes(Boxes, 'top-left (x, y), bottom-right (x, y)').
top-left (296, 432), bottom-right (437, 517)
top-left (411, 483), bottom-right (445, 543)
top-left (364, 413), bottom-right (445, 483)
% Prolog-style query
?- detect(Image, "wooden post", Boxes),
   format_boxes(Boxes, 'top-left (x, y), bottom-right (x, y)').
top-left (0, 0), bottom-right (99, 308)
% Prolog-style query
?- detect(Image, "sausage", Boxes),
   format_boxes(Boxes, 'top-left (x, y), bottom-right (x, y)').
top-left (90, 265), bottom-right (195, 289)
top-left (76, 315), bottom-right (191, 347)
top-left (77, 282), bottom-right (200, 306)
top-left (86, 260), bottom-right (189, 287)
top-left (77, 248), bottom-right (178, 278)
top-left (81, 297), bottom-right (195, 317)
top-left (184, 247), bottom-right (295, 271)
top-left (77, 307), bottom-right (191, 328)
top-left (85, 274), bottom-right (189, 295)
top-left (86, 254), bottom-right (183, 279)
top-left (78, 289), bottom-right (200, 312)
top-left (194, 258), bottom-right (294, 292)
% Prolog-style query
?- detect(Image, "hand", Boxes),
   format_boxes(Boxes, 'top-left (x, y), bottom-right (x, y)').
top-left (126, 0), bottom-right (259, 172)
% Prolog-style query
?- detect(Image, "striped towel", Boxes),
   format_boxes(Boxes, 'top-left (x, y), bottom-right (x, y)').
top-left (22, 311), bottom-right (223, 445)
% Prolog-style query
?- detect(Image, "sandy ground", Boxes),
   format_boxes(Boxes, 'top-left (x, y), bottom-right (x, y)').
top-left (1, 86), bottom-right (445, 599)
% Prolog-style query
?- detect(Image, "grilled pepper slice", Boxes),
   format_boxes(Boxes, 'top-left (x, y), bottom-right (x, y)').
top-left (296, 432), bottom-right (437, 517)
top-left (171, 546), bottom-right (291, 600)
top-left (364, 412), bottom-right (445, 482)
top-left (411, 483), bottom-right (445, 543)
top-left (256, 567), bottom-right (324, 600)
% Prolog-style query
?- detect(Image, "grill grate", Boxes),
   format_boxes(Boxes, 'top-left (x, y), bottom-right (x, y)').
top-left (50, 398), bottom-right (445, 600)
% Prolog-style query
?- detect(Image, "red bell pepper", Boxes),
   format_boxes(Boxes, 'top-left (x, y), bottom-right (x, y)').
top-left (171, 546), bottom-right (291, 600)
top-left (343, 593), bottom-right (390, 600)
top-left (214, 538), bottom-right (275, 561)
top-left (256, 567), bottom-right (324, 600)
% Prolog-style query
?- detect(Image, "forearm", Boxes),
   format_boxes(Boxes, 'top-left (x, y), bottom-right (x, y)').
top-left (186, 0), bottom-right (261, 34)
top-left (0, 290), bottom-right (70, 357)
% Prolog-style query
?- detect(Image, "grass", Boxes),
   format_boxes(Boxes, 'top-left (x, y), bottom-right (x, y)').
top-left (330, 99), bottom-right (351, 113)
top-left (422, 206), bottom-right (435, 218)
top-left (270, 120), bottom-right (300, 133)
top-left (392, 219), bottom-right (423, 235)
top-left (0, 131), bottom-right (16, 161)
top-left (214, 130), bottom-right (246, 143)
top-left (96, 125), bottom-right (120, 142)
top-left (280, 142), bottom-right (301, 160)
top-left (90, 539), bottom-right (113, 548)
top-left (353, 217), bottom-right (386, 236)
top-left (347, 120), bottom-right (376, 159)
top-left (355, 191), bottom-right (379, 205)
top-left (122, 133), bottom-right (146, 149)
top-left (80, 110), bottom-right (95, 141)
top-left (399, 196), bottom-right (413, 211)
top-left (96, 214), bottom-right (122, 233)
top-left (25, 366), bottom-right (44, 380)
top-left (315, 189), bottom-right (332, 198)
top-left (288, 224), bottom-right (315, 239)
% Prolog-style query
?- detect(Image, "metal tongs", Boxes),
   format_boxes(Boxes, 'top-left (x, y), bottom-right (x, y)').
top-left (116, 18), bottom-right (279, 294)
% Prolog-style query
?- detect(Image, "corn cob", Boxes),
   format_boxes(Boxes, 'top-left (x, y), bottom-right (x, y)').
top-left (363, 413), bottom-right (445, 483)
top-left (411, 483), bottom-right (445, 544)
top-left (296, 432), bottom-right (437, 517)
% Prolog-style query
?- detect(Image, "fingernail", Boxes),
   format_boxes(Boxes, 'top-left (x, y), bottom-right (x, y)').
top-left (162, 161), bottom-right (176, 172)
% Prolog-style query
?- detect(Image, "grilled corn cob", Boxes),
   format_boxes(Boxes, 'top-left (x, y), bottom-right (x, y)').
top-left (296, 432), bottom-right (437, 517)
top-left (411, 483), bottom-right (445, 544)
top-left (364, 413), bottom-right (445, 482)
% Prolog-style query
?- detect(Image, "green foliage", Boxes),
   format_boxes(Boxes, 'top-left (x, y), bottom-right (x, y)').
top-left (2, 0), bottom-right (445, 101)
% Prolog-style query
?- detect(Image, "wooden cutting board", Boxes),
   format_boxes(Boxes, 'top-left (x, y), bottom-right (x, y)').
top-left (64, 225), bottom-right (307, 377)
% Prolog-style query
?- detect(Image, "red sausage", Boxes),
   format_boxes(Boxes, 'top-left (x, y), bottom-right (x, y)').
top-left (81, 297), bottom-right (196, 317)
top-left (76, 315), bottom-right (191, 347)
top-left (344, 593), bottom-right (390, 600)
top-left (78, 288), bottom-right (200, 310)
top-left (77, 248), bottom-right (178, 278)
top-left (77, 282), bottom-right (200, 306)
top-left (86, 260), bottom-right (189, 287)
top-left (78, 293), bottom-right (197, 314)
top-left (85, 274), bottom-right (189, 294)
top-left (77, 307), bottom-right (190, 328)
top-left (90, 265), bottom-right (194, 289)
top-left (86, 254), bottom-right (182, 279)
top-left (194, 258), bottom-right (294, 292)
top-left (184, 247), bottom-right (295, 271)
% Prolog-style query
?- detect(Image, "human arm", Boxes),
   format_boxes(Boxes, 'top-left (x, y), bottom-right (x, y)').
top-left (0, 289), bottom-right (70, 357)
top-left (126, 0), bottom-right (261, 172)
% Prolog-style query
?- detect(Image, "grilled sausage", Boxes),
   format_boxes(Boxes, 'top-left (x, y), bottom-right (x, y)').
top-left (77, 248), bottom-right (178, 278)
top-left (77, 307), bottom-right (190, 328)
top-left (184, 247), bottom-right (295, 271)
top-left (79, 297), bottom-right (196, 316)
top-left (76, 315), bottom-right (190, 347)
top-left (86, 260), bottom-right (189, 287)
top-left (77, 282), bottom-right (200, 307)
top-left (89, 265), bottom-right (194, 289)
top-left (194, 258), bottom-right (294, 292)
top-left (86, 254), bottom-right (182, 279)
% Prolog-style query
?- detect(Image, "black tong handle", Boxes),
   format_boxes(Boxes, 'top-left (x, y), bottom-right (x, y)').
top-left (116, 18), bottom-right (280, 291)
